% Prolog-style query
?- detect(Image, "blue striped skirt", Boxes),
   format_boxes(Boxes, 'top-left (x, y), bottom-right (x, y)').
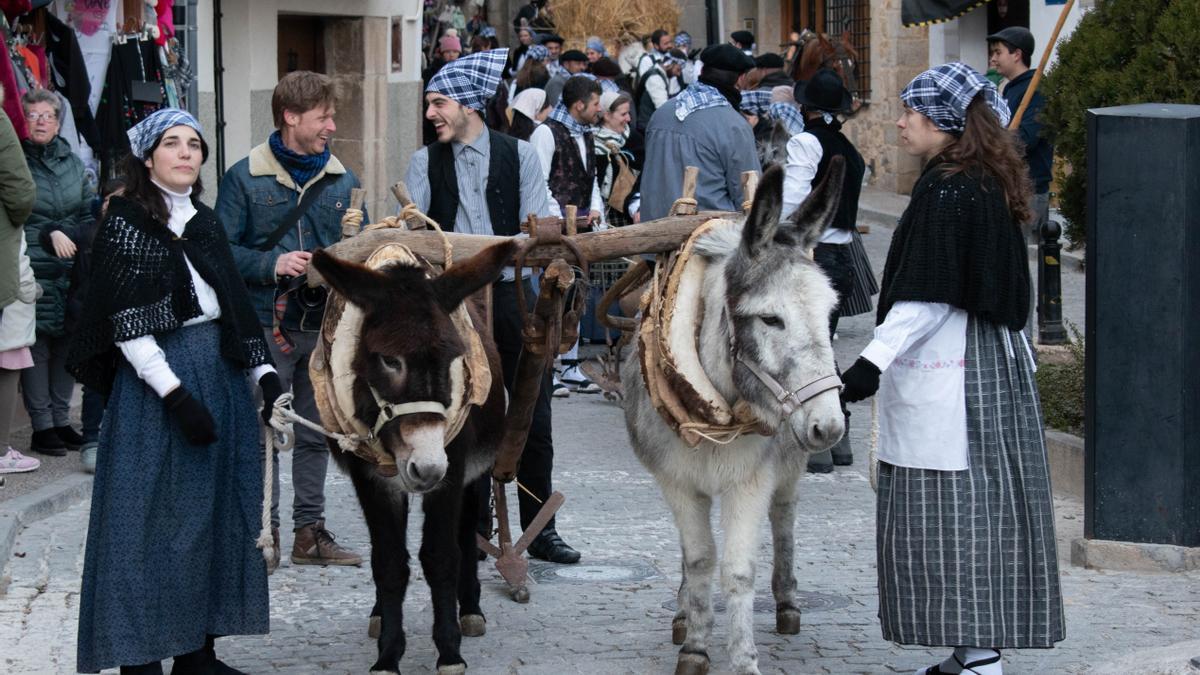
top-left (876, 317), bottom-right (1065, 649)
top-left (77, 322), bottom-right (269, 672)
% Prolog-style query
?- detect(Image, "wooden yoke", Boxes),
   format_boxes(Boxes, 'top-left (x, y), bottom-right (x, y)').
top-left (741, 171), bottom-right (759, 214)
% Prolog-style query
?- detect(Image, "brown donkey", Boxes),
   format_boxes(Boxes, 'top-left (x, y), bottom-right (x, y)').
top-left (311, 240), bottom-right (518, 675)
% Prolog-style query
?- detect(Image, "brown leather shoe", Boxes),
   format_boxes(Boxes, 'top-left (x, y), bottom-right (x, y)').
top-left (292, 520), bottom-right (363, 566)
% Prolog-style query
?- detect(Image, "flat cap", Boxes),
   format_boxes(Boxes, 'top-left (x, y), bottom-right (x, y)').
top-left (986, 26), bottom-right (1035, 60)
top-left (701, 43), bottom-right (756, 73)
top-left (755, 53), bottom-right (784, 69)
top-left (730, 30), bottom-right (755, 47)
top-left (560, 49), bottom-right (588, 62)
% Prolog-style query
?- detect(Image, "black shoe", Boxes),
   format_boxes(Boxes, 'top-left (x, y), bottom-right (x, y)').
top-left (527, 530), bottom-right (581, 564)
top-left (31, 429), bottom-right (67, 457)
top-left (54, 425), bottom-right (85, 451)
top-left (830, 434), bottom-right (853, 466)
top-left (806, 448), bottom-right (834, 473)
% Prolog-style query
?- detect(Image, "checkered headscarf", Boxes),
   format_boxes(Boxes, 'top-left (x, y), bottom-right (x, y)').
top-left (674, 32), bottom-right (692, 49)
top-left (769, 101), bottom-right (805, 135)
top-left (426, 48), bottom-right (509, 111)
top-left (127, 108), bottom-right (205, 160)
top-left (738, 89), bottom-right (772, 116)
top-left (660, 51), bottom-right (686, 68)
top-left (526, 44), bottom-right (550, 62)
top-left (900, 62), bottom-right (1010, 133)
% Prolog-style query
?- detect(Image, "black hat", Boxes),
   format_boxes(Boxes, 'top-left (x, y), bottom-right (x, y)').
top-left (754, 53), bottom-right (784, 69)
top-left (560, 49), bottom-right (588, 63)
top-left (730, 30), bottom-right (755, 47)
top-left (793, 68), bottom-right (853, 113)
top-left (700, 43), bottom-right (756, 73)
top-left (986, 26), bottom-right (1035, 59)
top-left (541, 33), bottom-right (565, 46)
top-left (590, 57), bottom-right (622, 78)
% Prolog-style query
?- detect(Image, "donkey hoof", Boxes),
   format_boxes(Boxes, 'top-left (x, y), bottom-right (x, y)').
top-left (460, 614), bottom-right (487, 637)
top-left (671, 617), bottom-right (688, 645)
top-left (367, 615), bottom-right (381, 639)
top-left (511, 585), bottom-right (530, 603)
top-left (436, 664), bottom-right (467, 675)
top-left (776, 607), bottom-right (802, 635)
top-left (673, 650), bottom-right (709, 675)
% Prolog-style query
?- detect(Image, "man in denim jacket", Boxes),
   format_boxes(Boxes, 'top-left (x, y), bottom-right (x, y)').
top-left (216, 71), bottom-right (365, 567)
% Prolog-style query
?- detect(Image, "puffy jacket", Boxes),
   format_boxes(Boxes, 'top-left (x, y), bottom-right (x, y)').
top-left (215, 143), bottom-right (364, 329)
top-left (0, 110), bottom-right (36, 309)
top-left (0, 238), bottom-right (39, 352)
top-left (22, 135), bottom-right (94, 337)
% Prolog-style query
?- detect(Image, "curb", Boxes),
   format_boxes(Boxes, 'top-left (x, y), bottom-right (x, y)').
top-left (0, 473), bottom-right (94, 596)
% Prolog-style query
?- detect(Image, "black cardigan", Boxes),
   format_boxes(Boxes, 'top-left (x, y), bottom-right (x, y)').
top-left (877, 162), bottom-right (1031, 331)
top-left (67, 196), bottom-right (272, 395)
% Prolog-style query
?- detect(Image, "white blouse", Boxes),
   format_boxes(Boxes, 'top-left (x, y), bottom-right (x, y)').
top-left (860, 301), bottom-right (970, 471)
top-left (780, 132), bottom-right (852, 245)
top-left (116, 184), bottom-right (273, 396)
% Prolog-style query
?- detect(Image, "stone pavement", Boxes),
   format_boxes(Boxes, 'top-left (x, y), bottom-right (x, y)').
top-left (2, 217), bottom-right (1193, 675)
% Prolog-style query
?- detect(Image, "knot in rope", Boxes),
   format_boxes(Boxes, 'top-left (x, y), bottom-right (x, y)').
top-left (398, 204), bottom-right (455, 270)
top-left (669, 197), bottom-right (698, 215)
top-left (340, 207), bottom-right (364, 232)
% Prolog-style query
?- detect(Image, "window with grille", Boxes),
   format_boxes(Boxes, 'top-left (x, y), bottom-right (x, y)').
top-left (824, 0), bottom-right (871, 103)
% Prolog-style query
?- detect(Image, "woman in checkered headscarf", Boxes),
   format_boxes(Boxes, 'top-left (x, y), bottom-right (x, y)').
top-left (71, 109), bottom-right (280, 673)
top-left (840, 63), bottom-right (1065, 675)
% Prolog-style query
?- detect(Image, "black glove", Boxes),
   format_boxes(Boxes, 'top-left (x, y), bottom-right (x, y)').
top-left (164, 387), bottom-right (218, 446)
top-left (258, 371), bottom-right (283, 425)
top-left (840, 357), bottom-right (881, 403)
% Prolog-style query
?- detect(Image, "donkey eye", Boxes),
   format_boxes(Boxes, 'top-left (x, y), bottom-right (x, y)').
top-left (760, 315), bottom-right (784, 329)
top-left (379, 354), bottom-right (405, 372)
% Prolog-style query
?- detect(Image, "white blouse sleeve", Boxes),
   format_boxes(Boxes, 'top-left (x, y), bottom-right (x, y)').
top-left (859, 301), bottom-right (957, 371)
top-left (781, 133), bottom-right (822, 221)
top-left (117, 336), bottom-right (181, 397)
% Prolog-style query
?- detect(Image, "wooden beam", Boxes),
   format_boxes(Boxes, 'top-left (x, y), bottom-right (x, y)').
top-left (305, 212), bottom-right (736, 287)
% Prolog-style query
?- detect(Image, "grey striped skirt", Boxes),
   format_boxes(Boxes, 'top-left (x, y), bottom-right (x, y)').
top-left (837, 229), bottom-right (878, 318)
top-left (876, 318), bottom-right (1065, 649)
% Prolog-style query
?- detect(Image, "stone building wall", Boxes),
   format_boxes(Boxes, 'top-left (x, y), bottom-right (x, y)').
top-left (839, 0), bottom-right (928, 195)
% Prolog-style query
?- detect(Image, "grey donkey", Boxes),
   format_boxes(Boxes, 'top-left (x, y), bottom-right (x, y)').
top-left (621, 160), bottom-right (847, 675)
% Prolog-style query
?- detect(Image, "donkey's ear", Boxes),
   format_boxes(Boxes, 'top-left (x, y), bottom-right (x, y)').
top-left (785, 155), bottom-right (845, 252)
top-left (740, 165), bottom-right (785, 258)
top-left (310, 249), bottom-right (390, 306)
top-left (432, 239), bottom-right (520, 312)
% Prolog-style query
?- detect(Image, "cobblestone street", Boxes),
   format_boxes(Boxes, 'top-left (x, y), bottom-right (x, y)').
top-left (3, 220), bottom-right (1196, 674)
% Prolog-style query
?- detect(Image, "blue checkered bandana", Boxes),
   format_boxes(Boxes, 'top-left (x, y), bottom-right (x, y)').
top-left (586, 37), bottom-right (607, 56)
top-left (547, 60), bottom-right (567, 78)
top-left (739, 89), bottom-right (772, 116)
top-left (548, 101), bottom-right (592, 137)
top-left (674, 82), bottom-right (731, 122)
top-left (674, 32), bottom-right (692, 49)
top-left (900, 62), bottom-right (1010, 133)
top-left (526, 44), bottom-right (550, 62)
top-left (769, 102), bottom-right (805, 135)
top-left (426, 48), bottom-right (510, 111)
top-left (480, 26), bottom-right (497, 38)
top-left (127, 108), bottom-right (204, 160)
top-left (660, 52), bottom-right (685, 68)
top-left (599, 79), bottom-right (620, 94)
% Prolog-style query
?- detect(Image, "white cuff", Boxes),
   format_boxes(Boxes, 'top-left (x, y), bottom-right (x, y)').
top-left (251, 364), bottom-right (277, 383)
top-left (860, 339), bottom-right (898, 373)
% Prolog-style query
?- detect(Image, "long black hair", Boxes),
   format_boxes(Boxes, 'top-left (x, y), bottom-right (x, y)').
top-left (117, 135), bottom-right (206, 225)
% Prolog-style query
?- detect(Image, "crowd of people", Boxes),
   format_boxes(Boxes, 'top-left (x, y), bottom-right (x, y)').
top-left (0, 9), bottom-right (1063, 673)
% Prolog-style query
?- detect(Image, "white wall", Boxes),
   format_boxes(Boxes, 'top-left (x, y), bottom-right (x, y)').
top-left (928, 0), bottom-right (1088, 75)
top-left (194, 0), bottom-right (422, 170)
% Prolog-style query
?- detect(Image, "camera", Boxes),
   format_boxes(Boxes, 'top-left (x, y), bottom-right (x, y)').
top-left (295, 284), bottom-right (328, 311)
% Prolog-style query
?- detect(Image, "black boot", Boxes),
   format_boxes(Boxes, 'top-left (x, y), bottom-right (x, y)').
top-left (527, 528), bottom-right (581, 564)
top-left (121, 663), bottom-right (164, 675)
top-left (170, 635), bottom-right (247, 675)
top-left (830, 412), bottom-right (853, 466)
top-left (806, 448), bottom-right (834, 473)
top-left (54, 425), bottom-right (85, 450)
top-left (31, 428), bottom-right (67, 457)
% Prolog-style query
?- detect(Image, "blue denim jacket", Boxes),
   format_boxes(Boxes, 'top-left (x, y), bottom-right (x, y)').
top-left (215, 143), bottom-right (366, 329)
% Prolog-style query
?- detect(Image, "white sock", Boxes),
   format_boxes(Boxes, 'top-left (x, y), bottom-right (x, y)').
top-left (953, 648), bottom-right (1002, 675)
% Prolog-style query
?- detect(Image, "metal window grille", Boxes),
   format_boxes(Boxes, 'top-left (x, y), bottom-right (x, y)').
top-left (823, 0), bottom-right (871, 103)
top-left (172, 0), bottom-right (200, 115)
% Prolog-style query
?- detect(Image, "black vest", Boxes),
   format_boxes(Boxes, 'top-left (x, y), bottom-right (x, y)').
top-left (427, 130), bottom-right (522, 236)
top-left (545, 118), bottom-right (595, 214)
top-left (805, 120), bottom-right (866, 232)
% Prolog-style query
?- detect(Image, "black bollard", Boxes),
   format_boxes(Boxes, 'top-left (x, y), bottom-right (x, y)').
top-left (1037, 219), bottom-right (1068, 345)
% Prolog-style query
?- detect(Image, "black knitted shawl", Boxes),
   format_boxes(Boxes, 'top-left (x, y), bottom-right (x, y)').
top-left (67, 196), bottom-right (271, 395)
top-left (876, 161), bottom-right (1030, 331)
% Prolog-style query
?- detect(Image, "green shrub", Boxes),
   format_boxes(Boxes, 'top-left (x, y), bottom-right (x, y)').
top-left (1035, 325), bottom-right (1085, 435)
top-left (1040, 0), bottom-right (1200, 249)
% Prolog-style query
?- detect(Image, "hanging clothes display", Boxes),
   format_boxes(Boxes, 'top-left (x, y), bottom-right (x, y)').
top-left (0, 15), bottom-right (28, 138)
top-left (44, 10), bottom-right (100, 150)
top-left (62, 0), bottom-right (115, 116)
top-left (96, 33), bottom-right (164, 179)
top-left (153, 0), bottom-right (173, 46)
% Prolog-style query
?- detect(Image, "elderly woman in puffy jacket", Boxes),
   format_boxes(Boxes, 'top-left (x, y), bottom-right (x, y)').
top-left (20, 89), bottom-right (94, 457)
top-left (0, 239), bottom-right (42, 474)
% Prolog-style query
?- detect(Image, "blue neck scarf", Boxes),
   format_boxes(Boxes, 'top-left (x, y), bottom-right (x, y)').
top-left (269, 130), bottom-right (331, 188)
